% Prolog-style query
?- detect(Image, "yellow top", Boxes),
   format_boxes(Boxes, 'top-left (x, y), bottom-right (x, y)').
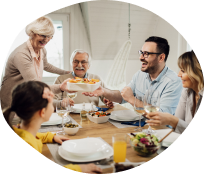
top-left (13, 127), bottom-right (81, 172)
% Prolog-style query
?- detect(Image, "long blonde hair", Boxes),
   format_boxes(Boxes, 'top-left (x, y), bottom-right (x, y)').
top-left (178, 50), bottom-right (203, 91)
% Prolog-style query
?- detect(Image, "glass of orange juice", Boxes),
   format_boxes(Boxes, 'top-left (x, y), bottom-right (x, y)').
top-left (112, 133), bottom-right (127, 163)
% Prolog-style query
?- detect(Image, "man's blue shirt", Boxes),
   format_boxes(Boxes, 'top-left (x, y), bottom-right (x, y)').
top-left (121, 66), bottom-right (183, 115)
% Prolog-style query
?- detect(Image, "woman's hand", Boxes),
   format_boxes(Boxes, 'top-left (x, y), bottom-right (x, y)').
top-left (79, 163), bottom-right (102, 174)
top-left (68, 98), bottom-right (74, 106)
top-left (145, 112), bottom-right (177, 127)
top-left (53, 135), bottom-right (69, 144)
top-left (62, 98), bottom-right (74, 107)
top-left (60, 78), bottom-right (77, 93)
top-left (82, 86), bottom-right (104, 97)
top-left (103, 98), bottom-right (114, 108)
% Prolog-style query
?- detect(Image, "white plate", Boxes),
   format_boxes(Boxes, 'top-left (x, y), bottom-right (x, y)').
top-left (41, 113), bottom-right (63, 126)
top-left (61, 137), bottom-right (108, 156)
top-left (58, 139), bottom-right (113, 162)
top-left (72, 103), bottom-right (98, 113)
top-left (112, 162), bottom-right (145, 173)
top-left (67, 81), bottom-right (101, 92)
top-left (153, 129), bottom-right (180, 147)
top-left (109, 113), bottom-right (143, 121)
top-left (41, 120), bottom-right (62, 126)
top-left (111, 110), bottom-right (139, 121)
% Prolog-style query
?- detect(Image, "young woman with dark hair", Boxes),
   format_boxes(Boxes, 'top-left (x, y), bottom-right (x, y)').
top-left (3, 81), bottom-right (102, 173)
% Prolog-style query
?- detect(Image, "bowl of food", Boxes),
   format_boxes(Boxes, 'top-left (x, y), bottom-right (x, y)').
top-left (129, 132), bottom-right (160, 157)
top-left (67, 77), bottom-right (101, 92)
top-left (63, 123), bottom-right (79, 135)
top-left (87, 111), bottom-right (110, 124)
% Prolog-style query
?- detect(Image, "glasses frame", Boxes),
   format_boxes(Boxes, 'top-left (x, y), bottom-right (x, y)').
top-left (73, 60), bottom-right (89, 65)
top-left (138, 50), bottom-right (162, 58)
top-left (37, 33), bottom-right (53, 39)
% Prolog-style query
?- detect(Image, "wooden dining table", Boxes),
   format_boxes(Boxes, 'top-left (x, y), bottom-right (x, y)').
top-left (42, 104), bottom-right (168, 173)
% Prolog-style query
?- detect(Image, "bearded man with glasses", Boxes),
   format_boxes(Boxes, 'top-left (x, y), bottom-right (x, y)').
top-left (53, 49), bottom-right (113, 108)
top-left (83, 36), bottom-right (182, 115)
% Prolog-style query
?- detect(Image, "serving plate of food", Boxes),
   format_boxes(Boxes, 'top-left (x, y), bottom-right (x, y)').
top-left (67, 77), bottom-right (101, 92)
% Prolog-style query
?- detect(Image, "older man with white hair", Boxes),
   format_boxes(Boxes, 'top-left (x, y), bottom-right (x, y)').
top-left (54, 49), bottom-right (113, 107)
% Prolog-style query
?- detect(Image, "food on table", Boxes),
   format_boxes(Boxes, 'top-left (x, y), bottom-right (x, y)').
top-left (114, 163), bottom-right (135, 172)
top-left (129, 132), bottom-right (160, 157)
top-left (68, 77), bottom-right (100, 84)
top-left (64, 123), bottom-right (79, 128)
top-left (89, 111), bottom-right (111, 117)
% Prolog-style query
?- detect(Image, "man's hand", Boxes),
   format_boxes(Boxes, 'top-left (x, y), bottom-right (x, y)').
top-left (103, 98), bottom-right (114, 108)
top-left (82, 86), bottom-right (104, 97)
top-left (79, 163), bottom-right (102, 174)
top-left (60, 78), bottom-right (77, 93)
top-left (121, 86), bottom-right (134, 103)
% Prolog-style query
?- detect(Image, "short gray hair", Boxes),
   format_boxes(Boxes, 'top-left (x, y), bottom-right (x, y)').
top-left (70, 49), bottom-right (91, 66)
top-left (25, 16), bottom-right (55, 39)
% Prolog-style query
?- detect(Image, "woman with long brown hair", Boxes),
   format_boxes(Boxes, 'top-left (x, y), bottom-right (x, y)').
top-left (146, 50), bottom-right (203, 133)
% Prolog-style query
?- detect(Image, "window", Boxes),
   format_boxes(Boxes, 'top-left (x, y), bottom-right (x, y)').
top-left (3, 14), bottom-right (69, 85)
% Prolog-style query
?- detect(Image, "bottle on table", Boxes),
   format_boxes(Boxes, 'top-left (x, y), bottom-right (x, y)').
top-left (80, 102), bottom-right (88, 121)
top-left (89, 102), bottom-right (95, 113)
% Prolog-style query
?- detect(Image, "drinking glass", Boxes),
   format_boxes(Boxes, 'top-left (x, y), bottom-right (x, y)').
top-left (112, 133), bottom-right (127, 163)
top-left (133, 94), bottom-right (145, 132)
top-left (67, 92), bottom-right (77, 112)
top-left (143, 89), bottom-right (160, 134)
top-left (56, 97), bottom-right (71, 135)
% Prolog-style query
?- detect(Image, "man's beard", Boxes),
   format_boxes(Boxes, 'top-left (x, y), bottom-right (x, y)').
top-left (141, 65), bottom-right (157, 74)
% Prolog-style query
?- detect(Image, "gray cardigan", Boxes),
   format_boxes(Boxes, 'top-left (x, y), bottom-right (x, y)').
top-left (175, 88), bottom-right (203, 133)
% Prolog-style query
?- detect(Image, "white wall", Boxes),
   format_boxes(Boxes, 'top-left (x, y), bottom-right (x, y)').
top-left (50, 4), bottom-right (91, 70)
top-left (51, 0), bottom-right (187, 84)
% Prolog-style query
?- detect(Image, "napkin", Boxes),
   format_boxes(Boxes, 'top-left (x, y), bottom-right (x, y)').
top-left (121, 120), bottom-right (146, 127)
top-left (96, 107), bottom-right (109, 112)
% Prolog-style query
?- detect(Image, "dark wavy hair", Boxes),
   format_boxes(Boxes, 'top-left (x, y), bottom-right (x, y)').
top-left (3, 81), bottom-right (50, 129)
top-left (145, 36), bottom-right (170, 62)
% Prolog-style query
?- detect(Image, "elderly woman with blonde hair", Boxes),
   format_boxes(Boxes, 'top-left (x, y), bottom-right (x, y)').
top-left (0, 16), bottom-right (72, 119)
top-left (146, 50), bottom-right (203, 134)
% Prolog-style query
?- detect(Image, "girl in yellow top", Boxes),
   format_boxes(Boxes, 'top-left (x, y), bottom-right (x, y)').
top-left (3, 81), bottom-right (102, 173)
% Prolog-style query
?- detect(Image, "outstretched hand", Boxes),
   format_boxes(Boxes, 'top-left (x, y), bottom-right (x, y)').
top-left (82, 86), bottom-right (104, 97)
top-left (60, 78), bottom-right (77, 93)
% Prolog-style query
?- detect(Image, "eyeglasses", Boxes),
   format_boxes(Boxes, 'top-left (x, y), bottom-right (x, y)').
top-left (138, 50), bottom-right (162, 58)
top-left (37, 34), bottom-right (53, 39)
top-left (73, 60), bottom-right (88, 65)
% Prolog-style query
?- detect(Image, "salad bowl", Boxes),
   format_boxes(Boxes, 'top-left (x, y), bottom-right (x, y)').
top-left (129, 132), bottom-right (160, 157)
